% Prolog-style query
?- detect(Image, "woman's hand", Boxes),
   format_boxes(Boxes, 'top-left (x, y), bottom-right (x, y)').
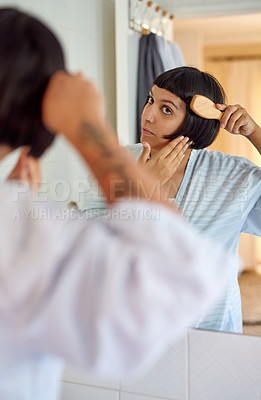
top-left (7, 147), bottom-right (42, 192)
top-left (217, 103), bottom-right (260, 137)
top-left (138, 136), bottom-right (190, 185)
top-left (41, 71), bottom-right (105, 141)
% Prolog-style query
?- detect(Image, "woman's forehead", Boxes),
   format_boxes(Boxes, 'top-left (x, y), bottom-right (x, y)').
top-left (151, 85), bottom-right (185, 109)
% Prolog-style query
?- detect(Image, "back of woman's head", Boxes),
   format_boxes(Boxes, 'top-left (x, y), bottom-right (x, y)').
top-left (0, 8), bottom-right (65, 157)
top-left (154, 66), bottom-right (226, 149)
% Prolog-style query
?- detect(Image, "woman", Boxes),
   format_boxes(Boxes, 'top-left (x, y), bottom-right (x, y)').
top-left (0, 9), bottom-right (235, 400)
top-left (130, 66), bottom-right (261, 333)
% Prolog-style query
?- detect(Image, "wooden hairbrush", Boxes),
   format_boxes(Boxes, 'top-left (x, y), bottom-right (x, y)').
top-left (190, 95), bottom-right (223, 120)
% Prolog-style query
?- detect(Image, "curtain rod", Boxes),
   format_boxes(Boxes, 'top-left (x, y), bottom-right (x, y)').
top-left (129, 0), bottom-right (174, 38)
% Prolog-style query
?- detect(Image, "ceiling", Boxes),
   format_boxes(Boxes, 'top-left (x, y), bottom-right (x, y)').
top-left (132, 1), bottom-right (261, 45)
top-left (154, 0), bottom-right (261, 19)
top-left (174, 12), bottom-right (261, 45)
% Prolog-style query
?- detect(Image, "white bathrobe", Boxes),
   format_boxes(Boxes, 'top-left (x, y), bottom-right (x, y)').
top-left (0, 181), bottom-right (234, 399)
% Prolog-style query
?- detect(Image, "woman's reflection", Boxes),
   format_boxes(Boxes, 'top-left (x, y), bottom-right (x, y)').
top-left (131, 66), bottom-right (261, 334)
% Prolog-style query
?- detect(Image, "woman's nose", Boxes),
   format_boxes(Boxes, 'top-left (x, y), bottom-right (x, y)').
top-left (143, 106), bottom-right (155, 123)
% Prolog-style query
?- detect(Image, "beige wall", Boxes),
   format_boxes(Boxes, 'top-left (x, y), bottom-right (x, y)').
top-left (205, 43), bottom-right (261, 269)
top-left (174, 30), bottom-right (203, 68)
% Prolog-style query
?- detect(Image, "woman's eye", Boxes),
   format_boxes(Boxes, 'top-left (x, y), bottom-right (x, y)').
top-left (147, 96), bottom-right (153, 104)
top-left (162, 106), bottom-right (172, 115)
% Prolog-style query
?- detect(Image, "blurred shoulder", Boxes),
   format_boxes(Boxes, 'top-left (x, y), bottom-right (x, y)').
top-left (125, 143), bottom-right (143, 160)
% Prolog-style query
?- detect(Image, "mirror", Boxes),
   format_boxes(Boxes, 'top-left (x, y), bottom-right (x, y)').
top-left (0, 0), bottom-right (259, 338)
top-left (0, 0), bottom-right (256, 334)
top-left (116, 0), bottom-right (261, 337)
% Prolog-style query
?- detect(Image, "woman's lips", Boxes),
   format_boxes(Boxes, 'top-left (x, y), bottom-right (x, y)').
top-left (142, 127), bottom-right (154, 136)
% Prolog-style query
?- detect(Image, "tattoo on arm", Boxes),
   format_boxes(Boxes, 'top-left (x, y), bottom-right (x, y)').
top-left (79, 122), bottom-right (138, 198)
top-left (80, 122), bottom-right (112, 153)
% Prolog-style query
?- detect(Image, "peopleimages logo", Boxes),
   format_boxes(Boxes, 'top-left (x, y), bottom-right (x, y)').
top-left (11, 179), bottom-right (94, 202)
top-left (10, 178), bottom-right (162, 221)
top-left (12, 206), bottom-right (161, 221)
top-left (10, 178), bottom-right (170, 203)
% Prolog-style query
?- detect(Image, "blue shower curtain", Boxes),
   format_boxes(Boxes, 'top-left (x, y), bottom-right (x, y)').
top-left (156, 36), bottom-right (185, 70)
top-left (136, 33), bottom-right (186, 142)
top-left (136, 33), bottom-right (164, 142)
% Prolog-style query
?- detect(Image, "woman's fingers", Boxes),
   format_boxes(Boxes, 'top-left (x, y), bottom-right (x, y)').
top-left (141, 137), bottom-right (191, 185)
top-left (158, 137), bottom-right (191, 181)
top-left (225, 109), bottom-right (245, 133)
top-left (7, 147), bottom-right (29, 180)
top-left (219, 105), bottom-right (243, 130)
top-left (27, 157), bottom-right (42, 192)
top-left (138, 142), bottom-right (151, 164)
top-left (166, 136), bottom-right (191, 163)
top-left (167, 139), bottom-right (192, 177)
top-left (215, 103), bottom-right (226, 112)
top-left (7, 147), bottom-right (42, 192)
top-left (218, 104), bottom-right (258, 136)
top-left (159, 136), bottom-right (189, 159)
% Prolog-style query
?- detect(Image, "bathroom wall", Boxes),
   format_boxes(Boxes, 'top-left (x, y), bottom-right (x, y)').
top-left (60, 328), bottom-right (261, 400)
top-left (0, 0), bottom-right (116, 210)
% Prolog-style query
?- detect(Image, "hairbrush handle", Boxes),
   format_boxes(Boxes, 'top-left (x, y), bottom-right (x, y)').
top-left (190, 95), bottom-right (223, 120)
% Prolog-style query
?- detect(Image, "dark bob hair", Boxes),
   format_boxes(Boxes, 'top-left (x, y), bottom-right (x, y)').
top-left (153, 66), bottom-right (226, 149)
top-left (0, 8), bottom-right (65, 157)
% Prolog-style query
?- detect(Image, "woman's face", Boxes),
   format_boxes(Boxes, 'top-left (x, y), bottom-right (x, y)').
top-left (141, 85), bottom-right (187, 151)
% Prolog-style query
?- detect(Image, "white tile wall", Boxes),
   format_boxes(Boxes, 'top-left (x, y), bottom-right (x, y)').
top-left (187, 328), bottom-right (261, 400)
top-left (63, 366), bottom-right (119, 390)
top-left (120, 337), bottom-right (187, 400)
top-left (0, 0), bottom-right (116, 209)
top-left (120, 392), bottom-right (169, 400)
top-left (61, 382), bottom-right (119, 400)
top-left (61, 329), bottom-right (261, 400)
